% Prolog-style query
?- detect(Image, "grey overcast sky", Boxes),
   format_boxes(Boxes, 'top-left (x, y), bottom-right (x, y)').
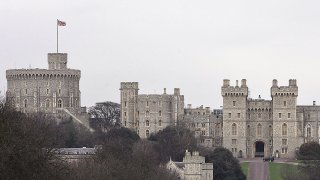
top-left (1, 0), bottom-right (320, 109)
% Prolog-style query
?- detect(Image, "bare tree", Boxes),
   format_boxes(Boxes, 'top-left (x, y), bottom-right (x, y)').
top-left (88, 101), bottom-right (120, 132)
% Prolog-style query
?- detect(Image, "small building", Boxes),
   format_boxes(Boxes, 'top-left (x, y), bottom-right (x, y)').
top-left (166, 150), bottom-right (213, 180)
top-left (55, 147), bottom-right (98, 166)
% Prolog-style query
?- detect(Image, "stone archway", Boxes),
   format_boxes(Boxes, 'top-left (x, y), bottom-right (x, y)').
top-left (254, 141), bottom-right (265, 157)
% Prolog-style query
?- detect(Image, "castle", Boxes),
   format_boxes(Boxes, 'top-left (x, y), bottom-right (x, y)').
top-left (120, 80), bottom-right (320, 158)
top-left (5, 53), bottom-right (90, 127)
top-left (5, 55), bottom-right (320, 158)
top-left (166, 150), bottom-right (213, 180)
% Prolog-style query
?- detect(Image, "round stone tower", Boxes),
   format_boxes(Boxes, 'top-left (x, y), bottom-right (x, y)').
top-left (6, 53), bottom-right (81, 114)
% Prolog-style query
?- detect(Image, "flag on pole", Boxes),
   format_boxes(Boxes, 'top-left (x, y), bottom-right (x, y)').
top-left (57, 19), bottom-right (66, 26)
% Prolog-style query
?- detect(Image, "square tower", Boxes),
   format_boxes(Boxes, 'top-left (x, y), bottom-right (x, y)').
top-left (271, 79), bottom-right (303, 158)
top-left (221, 79), bottom-right (248, 158)
top-left (120, 82), bottom-right (139, 129)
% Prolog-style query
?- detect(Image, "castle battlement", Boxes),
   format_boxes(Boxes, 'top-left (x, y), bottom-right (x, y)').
top-left (222, 79), bottom-right (248, 97)
top-left (120, 82), bottom-right (139, 90)
top-left (6, 69), bottom-right (81, 80)
top-left (271, 79), bottom-right (298, 97)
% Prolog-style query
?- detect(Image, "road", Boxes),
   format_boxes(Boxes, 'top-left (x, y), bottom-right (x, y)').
top-left (247, 161), bottom-right (269, 180)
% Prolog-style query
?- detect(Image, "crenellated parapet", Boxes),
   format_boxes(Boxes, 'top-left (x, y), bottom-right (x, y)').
top-left (120, 82), bottom-right (139, 90)
top-left (221, 79), bottom-right (248, 97)
top-left (271, 79), bottom-right (298, 97)
top-left (6, 69), bottom-right (81, 80)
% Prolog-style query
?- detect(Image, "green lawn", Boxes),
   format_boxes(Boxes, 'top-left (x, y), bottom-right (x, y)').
top-left (269, 163), bottom-right (298, 180)
top-left (240, 162), bottom-right (249, 177)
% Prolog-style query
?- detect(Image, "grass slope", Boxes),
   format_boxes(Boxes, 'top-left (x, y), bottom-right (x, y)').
top-left (240, 162), bottom-right (249, 178)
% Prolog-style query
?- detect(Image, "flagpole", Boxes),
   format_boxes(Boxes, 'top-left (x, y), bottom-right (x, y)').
top-left (57, 19), bottom-right (58, 53)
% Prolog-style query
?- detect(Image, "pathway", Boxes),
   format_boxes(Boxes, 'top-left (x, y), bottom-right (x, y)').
top-left (247, 161), bottom-right (269, 180)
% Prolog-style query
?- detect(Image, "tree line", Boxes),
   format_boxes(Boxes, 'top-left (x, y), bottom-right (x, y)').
top-left (0, 99), bottom-right (246, 180)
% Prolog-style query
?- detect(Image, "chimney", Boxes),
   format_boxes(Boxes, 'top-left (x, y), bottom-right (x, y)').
top-left (313, 101), bottom-right (316, 106)
top-left (236, 80), bottom-right (239, 87)
top-left (163, 88), bottom-right (167, 94)
top-left (187, 104), bottom-right (192, 109)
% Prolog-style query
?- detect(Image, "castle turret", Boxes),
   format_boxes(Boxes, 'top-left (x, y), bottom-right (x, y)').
top-left (221, 79), bottom-right (248, 157)
top-left (48, 53), bottom-right (68, 70)
top-left (120, 82), bottom-right (139, 129)
top-left (271, 79), bottom-right (302, 158)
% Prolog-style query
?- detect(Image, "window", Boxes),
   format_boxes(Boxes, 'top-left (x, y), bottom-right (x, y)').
top-left (203, 112), bottom-right (205, 115)
top-left (124, 101), bottom-right (127, 107)
top-left (146, 101), bottom-right (149, 106)
top-left (215, 124), bottom-right (220, 136)
top-left (279, 113), bottom-right (282, 118)
top-left (158, 101), bottom-right (161, 106)
top-left (146, 111), bottom-right (149, 116)
top-left (228, 113), bottom-right (231, 118)
top-left (146, 120), bottom-right (150, 127)
top-left (24, 99), bottom-right (28, 108)
top-left (158, 120), bottom-right (162, 126)
top-left (284, 101), bottom-right (287, 107)
top-left (58, 89), bottom-right (61, 94)
top-left (146, 130), bottom-right (150, 137)
top-left (258, 113), bottom-right (261, 118)
top-left (306, 124), bottom-right (311, 137)
top-left (282, 139), bottom-right (287, 145)
top-left (192, 123), bottom-right (195, 127)
top-left (247, 125), bottom-right (251, 136)
top-left (232, 139), bottom-right (237, 145)
top-left (232, 123), bottom-right (237, 135)
top-left (198, 112), bottom-right (200, 115)
top-left (25, 89), bottom-right (28, 95)
top-left (201, 131), bottom-right (206, 135)
top-left (124, 112), bottom-right (127, 117)
top-left (137, 111), bottom-right (140, 117)
top-left (281, 147), bottom-right (288, 154)
top-left (237, 113), bottom-right (240, 118)
top-left (57, 99), bottom-right (62, 108)
top-left (233, 101), bottom-right (236, 106)
top-left (257, 123), bottom-right (262, 136)
top-left (124, 121), bottom-right (127, 126)
top-left (202, 123), bottom-right (206, 128)
top-left (200, 139), bottom-right (205, 143)
top-left (269, 125), bottom-right (273, 137)
top-left (159, 111), bottom-right (162, 116)
top-left (269, 113), bottom-right (272, 119)
top-left (45, 99), bottom-right (50, 110)
top-left (282, 123), bottom-right (287, 136)
top-left (288, 113), bottom-right (291, 118)
top-left (46, 89), bottom-right (49, 95)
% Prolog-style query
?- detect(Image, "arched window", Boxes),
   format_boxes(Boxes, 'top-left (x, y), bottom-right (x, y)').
top-left (146, 130), bottom-right (150, 137)
top-left (146, 111), bottom-right (149, 116)
top-left (282, 123), bottom-right (287, 136)
top-left (232, 123), bottom-right (237, 135)
top-left (57, 99), bottom-right (62, 108)
top-left (158, 120), bottom-right (162, 126)
top-left (257, 123), bottom-right (262, 136)
top-left (306, 124), bottom-right (311, 137)
top-left (269, 125), bottom-right (273, 137)
top-left (159, 111), bottom-right (162, 116)
top-left (247, 125), bottom-right (250, 136)
top-left (45, 99), bottom-right (50, 110)
top-left (24, 99), bottom-right (28, 108)
top-left (146, 120), bottom-right (150, 127)
top-left (215, 124), bottom-right (220, 136)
